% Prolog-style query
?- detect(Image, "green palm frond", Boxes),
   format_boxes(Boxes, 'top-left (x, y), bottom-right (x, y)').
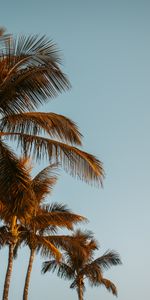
top-left (1, 112), bottom-right (82, 145)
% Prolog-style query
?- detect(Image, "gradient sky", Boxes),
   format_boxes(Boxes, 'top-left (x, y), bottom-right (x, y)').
top-left (0, 1), bottom-right (150, 299)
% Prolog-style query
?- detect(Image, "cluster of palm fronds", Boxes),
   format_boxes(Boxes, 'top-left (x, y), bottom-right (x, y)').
top-left (0, 28), bottom-right (121, 300)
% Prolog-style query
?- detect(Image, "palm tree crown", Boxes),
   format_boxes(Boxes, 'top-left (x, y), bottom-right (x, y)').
top-left (0, 30), bottom-right (104, 195)
top-left (42, 230), bottom-right (122, 300)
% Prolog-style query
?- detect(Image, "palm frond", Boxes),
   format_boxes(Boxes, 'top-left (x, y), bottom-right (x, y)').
top-left (30, 207), bottom-right (86, 230)
top-left (0, 226), bottom-right (10, 247)
top-left (42, 235), bottom-right (88, 258)
top-left (0, 34), bottom-right (62, 65)
top-left (2, 133), bottom-right (104, 185)
top-left (42, 260), bottom-right (74, 280)
top-left (13, 240), bottom-right (22, 259)
top-left (79, 262), bottom-right (102, 282)
top-left (36, 236), bottom-right (61, 261)
top-left (101, 278), bottom-right (118, 296)
top-left (31, 164), bottom-right (58, 203)
top-left (42, 260), bottom-right (58, 273)
top-left (0, 140), bottom-right (35, 216)
top-left (0, 112), bottom-right (82, 145)
top-left (0, 35), bottom-right (70, 115)
top-left (0, 66), bottom-right (70, 116)
top-left (93, 250), bottom-right (122, 271)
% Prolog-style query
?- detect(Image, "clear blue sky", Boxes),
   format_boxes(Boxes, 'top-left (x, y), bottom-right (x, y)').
top-left (0, 0), bottom-right (150, 299)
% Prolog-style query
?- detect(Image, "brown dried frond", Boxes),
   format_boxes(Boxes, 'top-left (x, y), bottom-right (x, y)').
top-left (1, 112), bottom-right (82, 145)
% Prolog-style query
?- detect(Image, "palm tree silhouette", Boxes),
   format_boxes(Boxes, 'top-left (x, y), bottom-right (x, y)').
top-left (42, 230), bottom-right (122, 300)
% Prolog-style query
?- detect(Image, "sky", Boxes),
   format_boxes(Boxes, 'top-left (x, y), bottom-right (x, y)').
top-left (0, 0), bottom-right (150, 299)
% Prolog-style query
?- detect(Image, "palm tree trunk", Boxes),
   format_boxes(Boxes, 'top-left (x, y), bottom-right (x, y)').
top-left (23, 248), bottom-right (35, 300)
top-left (2, 243), bottom-right (14, 300)
top-left (77, 283), bottom-right (83, 300)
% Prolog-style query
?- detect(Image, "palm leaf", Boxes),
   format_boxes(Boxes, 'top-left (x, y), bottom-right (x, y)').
top-left (31, 164), bottom-right (58, 204)
top-left (1, 133), bottom-right (104, 185)
top-left (30, 205), bottom-right (86, 230)
top-left (42, 260), bottom-right (58, 274)
top-left (0, 34), bottom-right (62, 65)
top-left (0, 35), bottom-right (70, 115)
top-left (92, 250), bottom-right (122, 271)
top-left (0, 140), bottom-right (35, 216)
top-left (0, 112), bottom-right (82, 145)
top-left (101, 278), bottom-right (117, 296)
top-left (0, 226), bottom-right (10, 248)
top-left (37, 237), bottom-right (62, 262)
top-left (0, 65), bottom-right (70, 115)
top-left (42, 260), bottom-right (74, 279)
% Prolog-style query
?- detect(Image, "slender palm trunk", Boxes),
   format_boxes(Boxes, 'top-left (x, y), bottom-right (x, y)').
top-left (77, 283), bottom-right (83, 300)
top-left (23, 248), bottom-right (35, 300)
top-left (2, 243), bottom-right (14, 300)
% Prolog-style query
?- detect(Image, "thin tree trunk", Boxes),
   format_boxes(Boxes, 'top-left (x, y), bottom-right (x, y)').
top-left (2, 243), bottom-right (14, 300)
top-left (77, 283), bottom-right (83, 300)
top-left (23, 248), bottom-right (35, 300)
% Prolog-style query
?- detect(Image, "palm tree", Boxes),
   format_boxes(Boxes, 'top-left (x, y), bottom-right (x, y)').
top-left (0, 160), bottom-right (87, 300)
top-left (21, 205), bottom-right (85, 300)
top-left (9, 163), bottom-right (86, 300)
top-left (42, 230), bottom-right (122, 300)
top-left (0, 29), bottom-right (104, 197)
top-left (0, 156), bottom-right (35, 300)
top-left (0, 30), bottom-right (104, 297)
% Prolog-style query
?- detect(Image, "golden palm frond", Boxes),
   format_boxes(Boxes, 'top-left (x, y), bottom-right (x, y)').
top-left (22, 230), bottom-right (61, 262)
top-left (101, 278), bottom-right (118, 296)
top-left (0, 35), bottom-right (70, 115)
top-left (37, 236), bottom-right (62, 262)
top-left (31, 164), bottom-right (58, 203)
top-left (0, 141), bottom-right (35, 216)
top-left (92, 250), bottom-right (122, 271)
top-left (42, 260), bottom-right (74, 279)
top-left (1, 132), bottom-right (104, 185)
top-left (1, 112), bottom-right (82, 145)
top-left (30, 203), bottom-right (86, 230)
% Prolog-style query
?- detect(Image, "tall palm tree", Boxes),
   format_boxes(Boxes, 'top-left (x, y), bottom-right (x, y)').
top-left (42, 230), bottom-right (122, 300)
top-left (0, 161), bottom-right (86, 300)
top-left (21, 204), bottom-right (86, 300)
top-left (9, 163), bottom-right (86, 300)
top-left (0, 155), bottom-right (35, 300)
top-left (0, 30), bottom-right (104, 198)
